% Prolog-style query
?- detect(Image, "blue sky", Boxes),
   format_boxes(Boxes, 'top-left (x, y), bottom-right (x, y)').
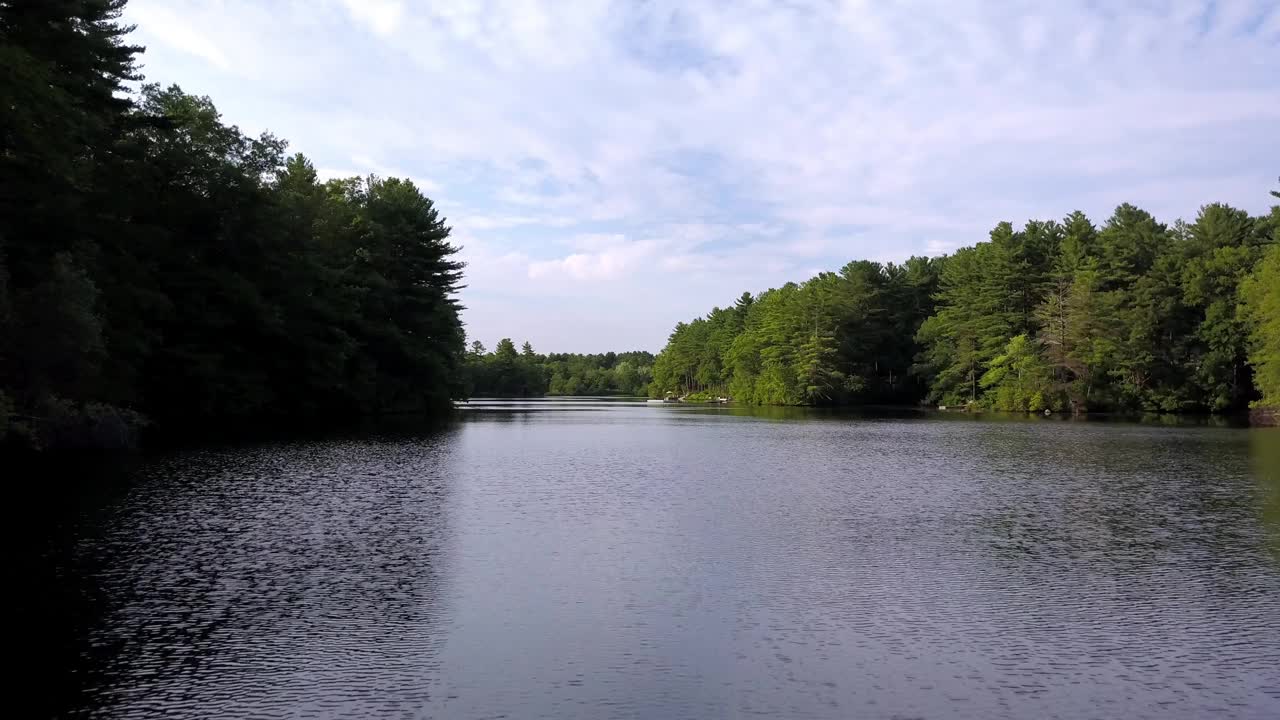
top-left (123, 0), bottom-right (1279, 353)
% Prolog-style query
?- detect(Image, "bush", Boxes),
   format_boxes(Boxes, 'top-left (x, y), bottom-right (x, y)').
top-left (31, 396), bottom-right (149, 450)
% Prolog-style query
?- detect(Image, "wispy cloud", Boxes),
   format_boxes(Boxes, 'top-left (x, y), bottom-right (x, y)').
top-left (127, 2), bottom-right (231, 70)
top-left (124, 0), bottom-right (1280, 351)
top-left (318, 154), bottom-right (440, 193)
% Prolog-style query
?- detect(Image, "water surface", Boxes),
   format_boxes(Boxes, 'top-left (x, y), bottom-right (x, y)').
top-left (31, 400), bottom-right (1280, 718)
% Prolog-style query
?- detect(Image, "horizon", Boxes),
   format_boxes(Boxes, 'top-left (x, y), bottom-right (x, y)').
top-left (123, 0), bottom-right (1280, 353)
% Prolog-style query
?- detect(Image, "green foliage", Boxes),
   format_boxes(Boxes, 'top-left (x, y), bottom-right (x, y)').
top-left (916, 240), bottom-right (1018, 405)
top-left (654, 257), bottom-right (941, 405)
top-left (1241, 244), bottom-right (1280, 407)
top-left (465, 342), bottom-right (654, 397)
top-left (979, 335), bottom-right (1059, 411)
top-left (655, 193), bottom-right (1275, 414)
top-left (0, 2), bottom-right (466, 447)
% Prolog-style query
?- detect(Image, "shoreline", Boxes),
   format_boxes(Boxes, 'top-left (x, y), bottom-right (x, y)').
top-left (1249, 407), bottom-right (1279, 427)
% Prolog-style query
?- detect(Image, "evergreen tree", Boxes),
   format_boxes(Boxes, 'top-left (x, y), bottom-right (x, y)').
top-left (652, 192), bottom-right (1274, 414)
top-left (980, 334), bottom-right (1056, 412)
top-left (1, 2), bottom-right (469, 446)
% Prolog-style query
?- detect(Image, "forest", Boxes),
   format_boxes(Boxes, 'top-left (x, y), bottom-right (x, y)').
top-left (1, 1), bottom-right (465, 447)
top-left (465, 340), bottom-right (654, 397)
top-left (5, 2), bottom-right (1277, 452)
top-left (651, 195), bottom-right (1280, 414)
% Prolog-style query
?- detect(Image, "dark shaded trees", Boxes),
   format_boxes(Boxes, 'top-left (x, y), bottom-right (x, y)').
top-left (1, 2), bottom-right (466, 447)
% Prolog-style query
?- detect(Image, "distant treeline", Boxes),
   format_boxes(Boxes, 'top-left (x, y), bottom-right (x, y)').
top-left (1, 1), bottom-right (465, 448)
top-left (652, 195), bottom-right (1280, 413)
top-left (465, 340), bottom-right (654, 397)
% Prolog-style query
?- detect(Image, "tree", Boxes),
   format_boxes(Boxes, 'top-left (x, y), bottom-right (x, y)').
top-left (0, 0), bottom-right (141, 264)
top-left (466, 345), bottom-right (652, 398)
top-left (980, 334), bottom-right (1057, 412)
top-left (494, 339), bottom-right (518, 362)
top-left (653, 195), bottom-right (1273, 415)
top-left (1034, 267), bottom-right (1113, 410)
top-left (1, 0), bottom-right (141, 420)
top-left (914, 244), bottom-right (1009, 405)
top-left (657, 264), bottom-right (922, 406)
top-left (1, 3), bottom-right (470, 446)
top-left (8, 253), bottom-right (104, 404)
top-left (1178, 204), bottom-right (1259, 410)
top-left (1240, 244), bottom-right (1280, 407)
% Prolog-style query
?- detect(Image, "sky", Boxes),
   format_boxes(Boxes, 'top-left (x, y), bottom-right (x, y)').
top-left (122, 0), bottom-right (1280, 353)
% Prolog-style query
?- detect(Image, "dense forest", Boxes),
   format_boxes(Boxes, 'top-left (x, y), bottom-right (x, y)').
top-left (1, 1), bottom-right (465, 447)
top-left (652, 194), bottom-right (1280, 414)
top-left (465, 340), bottom-right (654, 397)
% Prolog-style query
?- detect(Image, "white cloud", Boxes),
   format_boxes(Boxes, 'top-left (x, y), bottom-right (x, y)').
top-left (339, 0), bottom-right (404, 37)
top-left (127, 2), bottom-right (231, 70)
top-left (317, 159), bottom-right (441, 202)
top-left (528, 236), bottom-right (660, 281)
top-left (462, 214), bottom-right (577, 231)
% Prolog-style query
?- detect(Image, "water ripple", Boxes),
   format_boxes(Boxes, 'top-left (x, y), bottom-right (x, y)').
top-left (32, 407), bottom-right (1280, 719)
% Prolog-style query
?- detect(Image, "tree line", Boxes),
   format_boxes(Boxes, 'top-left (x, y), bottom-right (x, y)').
top-left (1, 1), bottom-right (465, 447)
top-left (465, 340), bottom-right (654, 397)
top-left (651, 193), bottom-right (1280, 413)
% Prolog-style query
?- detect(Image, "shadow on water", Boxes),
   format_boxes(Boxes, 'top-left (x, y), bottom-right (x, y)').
top-left (15, 454), bottom-right (143, 719)
top-left (667, 405), bottom-right (1255, 431)
top-left (141, 411), bottom-right (460, 452)
top-left (1255, 429), bottom-right (1280, 561)
top-left (19, 425), bottom-right (462, 718)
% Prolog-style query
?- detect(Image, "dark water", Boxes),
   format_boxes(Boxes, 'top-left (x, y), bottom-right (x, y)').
top-left (27, 400), bottom-right (1280, 719)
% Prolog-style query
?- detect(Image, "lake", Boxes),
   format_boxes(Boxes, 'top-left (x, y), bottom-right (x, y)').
top-left (26, 400), bottom-right (1280, 719)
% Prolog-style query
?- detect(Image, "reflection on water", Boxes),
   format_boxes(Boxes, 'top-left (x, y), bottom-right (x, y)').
top-left (1256, 430), bottom-right (1280, 561)
top-left (28, 402), bottom-right (1280, 719)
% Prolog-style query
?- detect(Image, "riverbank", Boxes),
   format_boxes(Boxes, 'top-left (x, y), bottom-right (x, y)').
top-left (1251, 406), bottom-right (1280, 427)
top-left (10, 398), bottom-right (1273, 454)
top-left (2, 406), bottom-right (458, 453)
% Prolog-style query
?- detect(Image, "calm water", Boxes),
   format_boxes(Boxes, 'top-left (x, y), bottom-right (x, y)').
top-left (27, 400), bottom-right (1280, 719)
